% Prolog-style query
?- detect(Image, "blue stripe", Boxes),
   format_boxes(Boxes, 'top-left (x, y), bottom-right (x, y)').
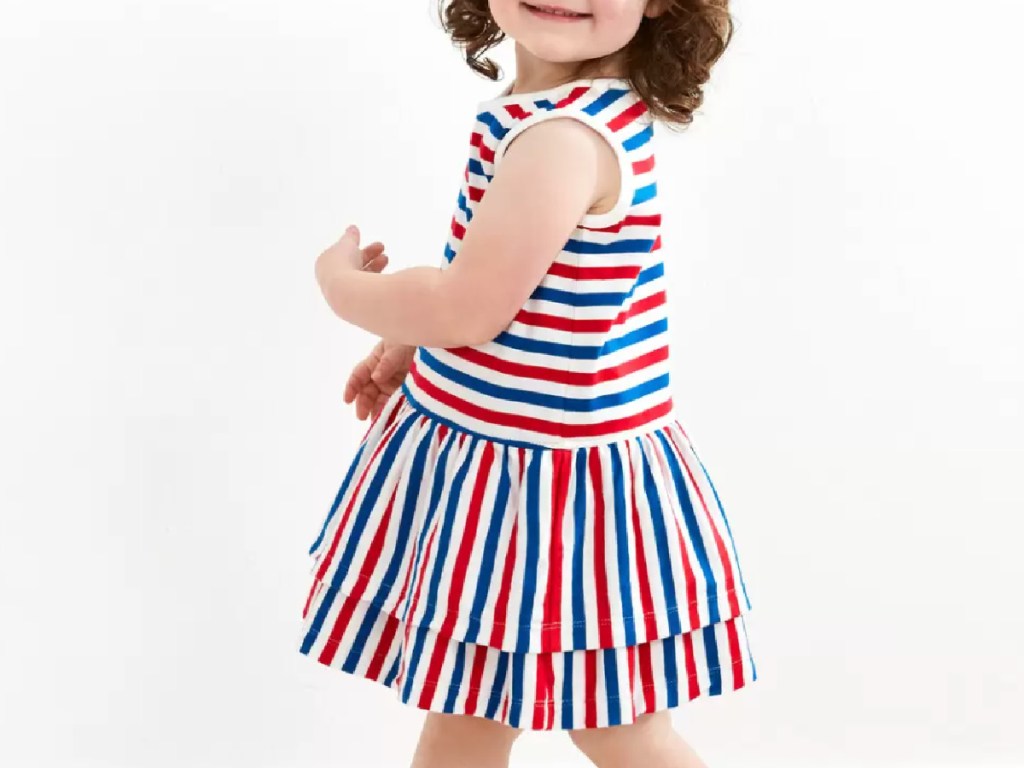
top-left (467, 158), bottom-right (491, 181)
top-left (663, 638), bottom-right (679, 707)
top-left (463, 448), bottom-right (512, 643)
top-left (529, 260), bottom-right (662, 307)
top-left (418, 345), bottom-right (668, 409)
top-left (515, 450), bottom-right (542, 653)
top-left (624, 124), bottom-right (653, 151)
top-left (329, 417), bottom-right (418, 591)
top-left (476, 110), bottom-right (509, 141)
top-left (509, 653), bottom-right (526, 727)
top-left (632, 182), bottom-right (657, 206)
top-left (694, 450), bottom-right (753, 612)
top-left (563, 237), bottom-right (656, 255)
top-left (300, 421), bottom-right (418, 655)
top-left (530, 260), bottom-right (664, 308)
top-left (530, 285), bottom-right (631, 306)
top-left (401, 381), bottom-right (568, 451)
top-left (704, 624), bottom-right (723, 695)
top-left (561, 651), bottom-right (574, 728)
top-left (637, 438), bottom-right (683, 636)
top-left (535, 98), bottom-right (556, 110)
top-left (383, 654), bottom-right (401, 687)
top-left (443, 643), bottom-right (467, 712)
top-left (495, 316), bottom-right (667, 360)
top-left (609, 447), bottom-right (637, 646)
top-left (603, 648), bottom-right (621, 726)
top-left (484, 654), bottom-right (509, 718)
top-left (443, 242), bottom-right (456, 263)
top-left (582, 87), bottom-right (628, 116)
top-left (399, 438), bottom-right (479, 704)
top-left (343, 426), bottom-right (435, 671)
top-left (655, 431), bottom-right (718, 623)
top-left (307, 441), bottom-right (366, 556)
top-left (571, 449), bottom-right (588, 648)
top-left (397, 427), bottom-right (455, 700)
top-left (457, 189), bottom-right (472, 222)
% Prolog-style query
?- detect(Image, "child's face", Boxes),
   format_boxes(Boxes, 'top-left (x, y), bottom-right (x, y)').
top-left (489, 1), bottom-right (663, 66)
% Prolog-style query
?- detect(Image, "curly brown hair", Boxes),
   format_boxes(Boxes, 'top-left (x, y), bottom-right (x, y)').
top-left (436, 0), bottom-right (733, 129)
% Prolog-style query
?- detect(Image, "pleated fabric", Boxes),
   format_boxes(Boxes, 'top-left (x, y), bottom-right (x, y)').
top-left (297, 389), bottom-right (758, 729)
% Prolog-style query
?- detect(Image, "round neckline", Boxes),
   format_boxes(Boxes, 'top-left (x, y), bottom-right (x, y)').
top-left (478, 76), bottom-right (631, 109)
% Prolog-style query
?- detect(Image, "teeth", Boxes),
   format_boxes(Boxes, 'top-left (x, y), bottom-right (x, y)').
top-left (528, 4), bottom-right (586, 16)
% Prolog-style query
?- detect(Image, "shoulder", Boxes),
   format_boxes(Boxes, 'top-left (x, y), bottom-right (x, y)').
top-left (495, 115), bottom-right (622, 216)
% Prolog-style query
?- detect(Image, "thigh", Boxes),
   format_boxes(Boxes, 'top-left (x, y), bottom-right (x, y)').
top-left (411, 712), bottom-right (524, 768)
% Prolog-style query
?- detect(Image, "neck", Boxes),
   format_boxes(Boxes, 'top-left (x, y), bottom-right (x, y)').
top-left (509, 42), bottom-right (626, 94)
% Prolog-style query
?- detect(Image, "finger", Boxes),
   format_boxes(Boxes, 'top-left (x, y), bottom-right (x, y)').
top-left (361, 254), bottom-right (389, 273)
top-left (343, 358), bottom-right (375, 402)
top-left (361, 243), bottom-right (386, 268)
top-left (372, 350), bottom-right (403, 383)
top-left (355, 378), bottom-right (382, 420)
top-left (337, 224), bottom-right (360, 248)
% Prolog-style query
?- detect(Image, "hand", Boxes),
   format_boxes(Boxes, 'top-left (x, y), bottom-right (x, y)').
top-left (343, 339), bottom-right (417, 420)
top-left (315, 225), bottom-right (388, 297)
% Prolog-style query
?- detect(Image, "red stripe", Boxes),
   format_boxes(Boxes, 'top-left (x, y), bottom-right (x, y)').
top-left (627, 644), bottom-right (637, 721)
top-left (444, 340), bottom-right (667, 388)
top-left (607, 99), bottom-right (647, 132)
top-left (410, 361), bottom-right (673, 439)
top-left (683, 631), bottom-right (699, 700)
top-left (467, 185), bottom-right (484, 202)
top-left (478, 143), bottom-right (495, 164)
top-left (420, 442), bottom-right (494, 698)
top-left (512, 289), bottom-right (666, 335)
top-left (557, 86), bottom-right (589, 109)
top-left (364, 613), bottom-right (399, 681)
top-left (665, 430), bottom-right (741, 617)
top-left (579, 212), bottom-right (661, 233)
top-left (404, 522), bottom-right (440, 701)
top-left (505, 103), bottom-right (531, 120)
top-left (540, 449), bottom-right (571, 652)
top-left (451, 217), bottom-right (465, 241)
top-left (632, 154), bottom-right (655, 175)
top-left (301, 578), bottom-right (319, 621)
top-left (314, 415), bottom-right (405, 583)
top-left (318, 480), bottom-right (401, 664)
top-left (463, 644), bottom-right (488, 715)
top-left (638, 641), bottom-right (656, 713)
top-left (533, 655), bottom-right (555, 729)
top-left (589, 447), bottom-right (614, 647)
top-left (546, 261), bottom-right (641, 281)
top-left (628, 451), bottom-right (659, 640)
top-left (584, 649), bottom-right (598, 727)
top-left (488, 515), bottom-right (519, 647)
top-left (727, 618), bottom-right (745, 687)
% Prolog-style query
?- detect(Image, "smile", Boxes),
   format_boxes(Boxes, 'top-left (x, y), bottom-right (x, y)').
top-left (522, 3), bottom-right (592, 20)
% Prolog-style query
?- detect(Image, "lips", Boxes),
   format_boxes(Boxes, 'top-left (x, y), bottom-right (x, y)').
top-left (522, 3), bottom-right (592, 18)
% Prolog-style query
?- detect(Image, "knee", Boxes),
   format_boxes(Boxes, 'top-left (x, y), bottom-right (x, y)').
top-left (421, 711), bottom-right (525, 749)
top-left (567, 711), bottom-right (673, 761)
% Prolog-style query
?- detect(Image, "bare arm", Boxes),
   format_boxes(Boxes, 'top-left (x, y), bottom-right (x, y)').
top-left (317, 116), bottom-right (618, 348)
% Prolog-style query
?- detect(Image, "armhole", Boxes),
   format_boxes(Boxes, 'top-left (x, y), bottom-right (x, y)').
top-left (491, 108), bottom-right (634, 228)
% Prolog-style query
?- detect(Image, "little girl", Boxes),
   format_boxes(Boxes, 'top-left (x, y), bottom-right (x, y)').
top-left (301, 1), bottom-right (756, 766)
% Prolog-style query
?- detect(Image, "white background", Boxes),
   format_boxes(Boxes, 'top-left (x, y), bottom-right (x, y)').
top-left (2, 1), bottom-right (1022, 766)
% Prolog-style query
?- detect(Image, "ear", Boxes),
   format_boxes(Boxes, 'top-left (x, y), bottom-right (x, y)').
top-left (643, 0), bottom-right (670, 19)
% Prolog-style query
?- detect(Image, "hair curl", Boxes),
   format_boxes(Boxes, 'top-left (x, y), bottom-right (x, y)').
top-left (436, 0), bottom-right (733, 128)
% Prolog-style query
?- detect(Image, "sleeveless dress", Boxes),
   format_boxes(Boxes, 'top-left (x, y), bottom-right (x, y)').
top-left (298, 76), bottom-right (758, 730)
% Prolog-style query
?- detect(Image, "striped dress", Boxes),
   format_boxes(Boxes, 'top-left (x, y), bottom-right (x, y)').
top-left (298, 76), bottom-right (758, 730)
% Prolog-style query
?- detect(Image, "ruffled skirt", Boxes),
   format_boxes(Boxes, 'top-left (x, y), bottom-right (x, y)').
top-left (297, 387), bottom-right (757, 730)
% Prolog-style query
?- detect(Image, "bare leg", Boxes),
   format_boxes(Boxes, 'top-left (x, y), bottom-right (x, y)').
top-left (567, 711), bottom-right (708, 768)
top-left (410, 712), bottom-right (524, 768)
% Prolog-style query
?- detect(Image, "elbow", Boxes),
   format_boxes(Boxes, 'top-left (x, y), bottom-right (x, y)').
top-left (437, 294), bottom-right (516, 348)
